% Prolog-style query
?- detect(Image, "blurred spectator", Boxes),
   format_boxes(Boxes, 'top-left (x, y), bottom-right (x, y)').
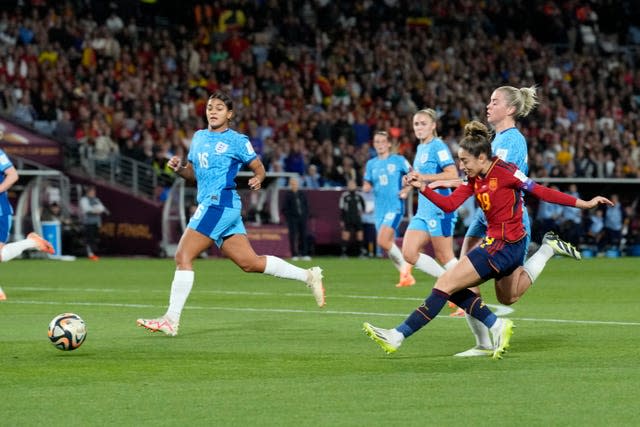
top-left (602, 194), bottom-right (624, 250)
top-left (585, 209), bottom-right (605, 252)
top-left (534, 185), bottom-right (563, 242)
top-left (559, 184), bottom-right (583, 247)
top-left (302, 164), bottom-right (323, 189)
top-left (281, 176), bottom-right (311, 261)
top-left (79, 185), bottom-right (109, 261)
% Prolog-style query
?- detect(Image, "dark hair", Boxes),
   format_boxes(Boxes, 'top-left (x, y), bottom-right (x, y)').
top-left (208, 90), bottom-right (233, 111)
top-left (459, 121), bottom-right (492, 158)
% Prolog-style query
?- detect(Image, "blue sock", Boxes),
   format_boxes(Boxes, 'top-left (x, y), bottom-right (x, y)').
top-left (396, 288), bottom-right (449, 338)
top-left (449, 288), bottom-right (497, 328)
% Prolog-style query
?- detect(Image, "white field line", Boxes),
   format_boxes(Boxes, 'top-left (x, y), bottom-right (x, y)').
top-left (4, 287), bottom-right (639, 326)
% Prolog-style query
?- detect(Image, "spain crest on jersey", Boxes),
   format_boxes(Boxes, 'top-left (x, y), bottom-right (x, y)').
top-left (489, 178), bottom-right (498, 191)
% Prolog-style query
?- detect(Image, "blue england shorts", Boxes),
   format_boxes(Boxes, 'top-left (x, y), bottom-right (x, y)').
top-left (376, 211), bottom-right (403, 233)
top-left (406, 211), bottom-right (456, 237)
top-left (465, 208), bottom-right (532, 263)
top-left (0, 213), bottom-right (12, 243)
top-left (187, 204), bottom-right (246, 248)
top-left (467, 236), bottom-right (527, 281)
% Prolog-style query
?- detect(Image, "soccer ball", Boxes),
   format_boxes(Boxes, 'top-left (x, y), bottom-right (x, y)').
top-left (48, 313), bottom-right (87, 351)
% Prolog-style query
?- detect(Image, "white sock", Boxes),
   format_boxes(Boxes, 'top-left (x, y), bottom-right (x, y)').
top-left (489, 317), bottom-right (504, 334)
top-left (414, 253), bottom-right (445, 278)
top-left (264, 255), bottom-right (307, 282)
top-left (444, 258), bottom-right (458, 270)
top-left (387, 244), bottom-right (404, 271)
top-left (1, 239), bottom-right (37, 262)
top-left (523, 243), bottom-right (554, 283)
top-left (166, 270), bottom-right (194, 323)
top-left (465, 313), bottom-right (493, 349)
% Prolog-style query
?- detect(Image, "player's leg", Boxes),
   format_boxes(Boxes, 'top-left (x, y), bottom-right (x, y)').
top-left (0, 213), bottom-right (55, 301)
top-left (222, 233), bottom-right (325, 307)
top-left (456, 211), bottom-right (493, 355)
top-left (0, 214), bottom-right (55, 263)
top-left (137, 227), bottom-right (210, 336)
top-left (364, 253), bottom-right (509, 357)
top-left (402, 217), bottom-right (446, 280)
top-left (494, 231), bottom-right (581, 305)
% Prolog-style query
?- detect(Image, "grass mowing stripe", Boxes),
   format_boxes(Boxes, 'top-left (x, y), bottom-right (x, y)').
top-left (6, 299), bottom-right (640, 326)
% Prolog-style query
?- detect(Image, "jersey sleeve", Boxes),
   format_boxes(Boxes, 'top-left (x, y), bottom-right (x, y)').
top-left (0, 149), bottom-right (14, 172)
top-left (237, 133), bottom-right (258, 165)
top-left (419, 181), bottom-right (474, 212)
top-left (400, 156), bottom-right (411, 174)
top-left (363, 159), bottom-right (373, 183)
top-left (187, 131), bottom-right (201, 164)
top-left (434, 141), bottom-right (455, 169)
top-left (511, 169), bottom-right (577, 207)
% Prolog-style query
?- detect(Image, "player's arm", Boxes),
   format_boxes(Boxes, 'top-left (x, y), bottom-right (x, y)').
top-left (246, 158), bottom-right (265, 191)
top-left (410, 178), bottom-right (473, 212)
top-left (428, 178), bottom-right (463, 189)
top-left (362, 180), bottom-right (372, 193)
top-left (515, 171), bottom-right (614, 209)
top-left (0, 166), bottom-right (18, 193)
top-left (168, 155), bottom-right (195, 184)
top-left (417, 164), bottom-right (458, 182)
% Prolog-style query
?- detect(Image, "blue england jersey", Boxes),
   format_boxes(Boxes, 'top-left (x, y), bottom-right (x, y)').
top-left (187, 128), bottom-right (257, 209)
top-left (492, 127), bottom-right (528, 174)
top-left (364, 154), bottom-right (411, 217)
top-left (0, 149), bottom-right (14, 217)
top-left (413, 138), bottom-right (455, 218)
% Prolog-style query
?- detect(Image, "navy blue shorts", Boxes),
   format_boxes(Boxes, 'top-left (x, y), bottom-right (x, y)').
top-left (467, 236), bottom-right (527, 281)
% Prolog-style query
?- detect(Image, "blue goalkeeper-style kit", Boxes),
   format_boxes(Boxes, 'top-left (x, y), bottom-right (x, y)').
top-left (187, 128), bottom-right (257, 247)
top-left (0, 149), bottom-right (14, 242)
top-left (407, 138), bottom-right (457, 237)
top-left (364, 154), bottom-right (411, 232)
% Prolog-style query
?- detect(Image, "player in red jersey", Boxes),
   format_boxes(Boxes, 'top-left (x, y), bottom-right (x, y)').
top-left (362, 121), bottom-right (612, 358)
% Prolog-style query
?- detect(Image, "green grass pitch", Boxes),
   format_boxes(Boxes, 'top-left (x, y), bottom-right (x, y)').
top-left (1, 256), bottom-right (638, 426)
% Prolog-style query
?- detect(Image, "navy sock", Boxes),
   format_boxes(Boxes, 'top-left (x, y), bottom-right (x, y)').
top-left (449, 288), bottom-right (497, 328)
top-left (396, 288), bottom-right (449, 337)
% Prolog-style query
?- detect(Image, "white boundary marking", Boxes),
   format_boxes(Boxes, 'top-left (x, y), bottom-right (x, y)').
top-left (4, 286), bottom-right (639, 326)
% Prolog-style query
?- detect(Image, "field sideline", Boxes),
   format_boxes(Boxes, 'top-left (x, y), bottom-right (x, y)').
top-left (1, 257), bottom-right (638, 426)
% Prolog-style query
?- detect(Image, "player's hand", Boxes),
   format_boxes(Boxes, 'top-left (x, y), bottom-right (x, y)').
top-left (248, 177), bottom-right (262, 190)
top-left (167, 156), bottom-right (183, 172)
top-left (578, 196), bottom-right (614, 209)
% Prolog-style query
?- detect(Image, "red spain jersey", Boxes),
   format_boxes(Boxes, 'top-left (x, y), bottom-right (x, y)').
top-left (421, 158), bottom-right (578, 242)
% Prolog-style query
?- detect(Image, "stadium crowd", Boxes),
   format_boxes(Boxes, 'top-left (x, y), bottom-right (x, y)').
top-left (0, 0), bottom-right (639, 252)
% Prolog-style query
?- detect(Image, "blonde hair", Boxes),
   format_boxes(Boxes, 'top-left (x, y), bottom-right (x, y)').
top-left (496, 85), bottom-right (539, 118)
top-left (414, 108), bottom-right (438, 137)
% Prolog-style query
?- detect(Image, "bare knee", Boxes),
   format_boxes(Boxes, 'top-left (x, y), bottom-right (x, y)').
top-left (496, 292), bottom-right (519, 306)
top-left (377, 235), bottom-right (391, 251)
top-left (433, 247), bottom-right (454, 265)
top-left (402, 249), bottom-right (418, 265)
top-left (236, 255), bottom-right (264, 273)
top-left (174, 250), bottom-right (194, 271)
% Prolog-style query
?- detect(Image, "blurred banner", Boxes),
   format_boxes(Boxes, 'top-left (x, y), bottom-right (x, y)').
top-left (0, 118), bottom-right (63, 168)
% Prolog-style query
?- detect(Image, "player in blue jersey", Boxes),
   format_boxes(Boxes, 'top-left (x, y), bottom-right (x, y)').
top-left (137, 91), bottom-right (325, 336)
top-left (0, 145), bottom-right (55, 301)
top-left (397, 109), bottom-right (459, 288)
top-left (362, 131), bottom-right (413, 286)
